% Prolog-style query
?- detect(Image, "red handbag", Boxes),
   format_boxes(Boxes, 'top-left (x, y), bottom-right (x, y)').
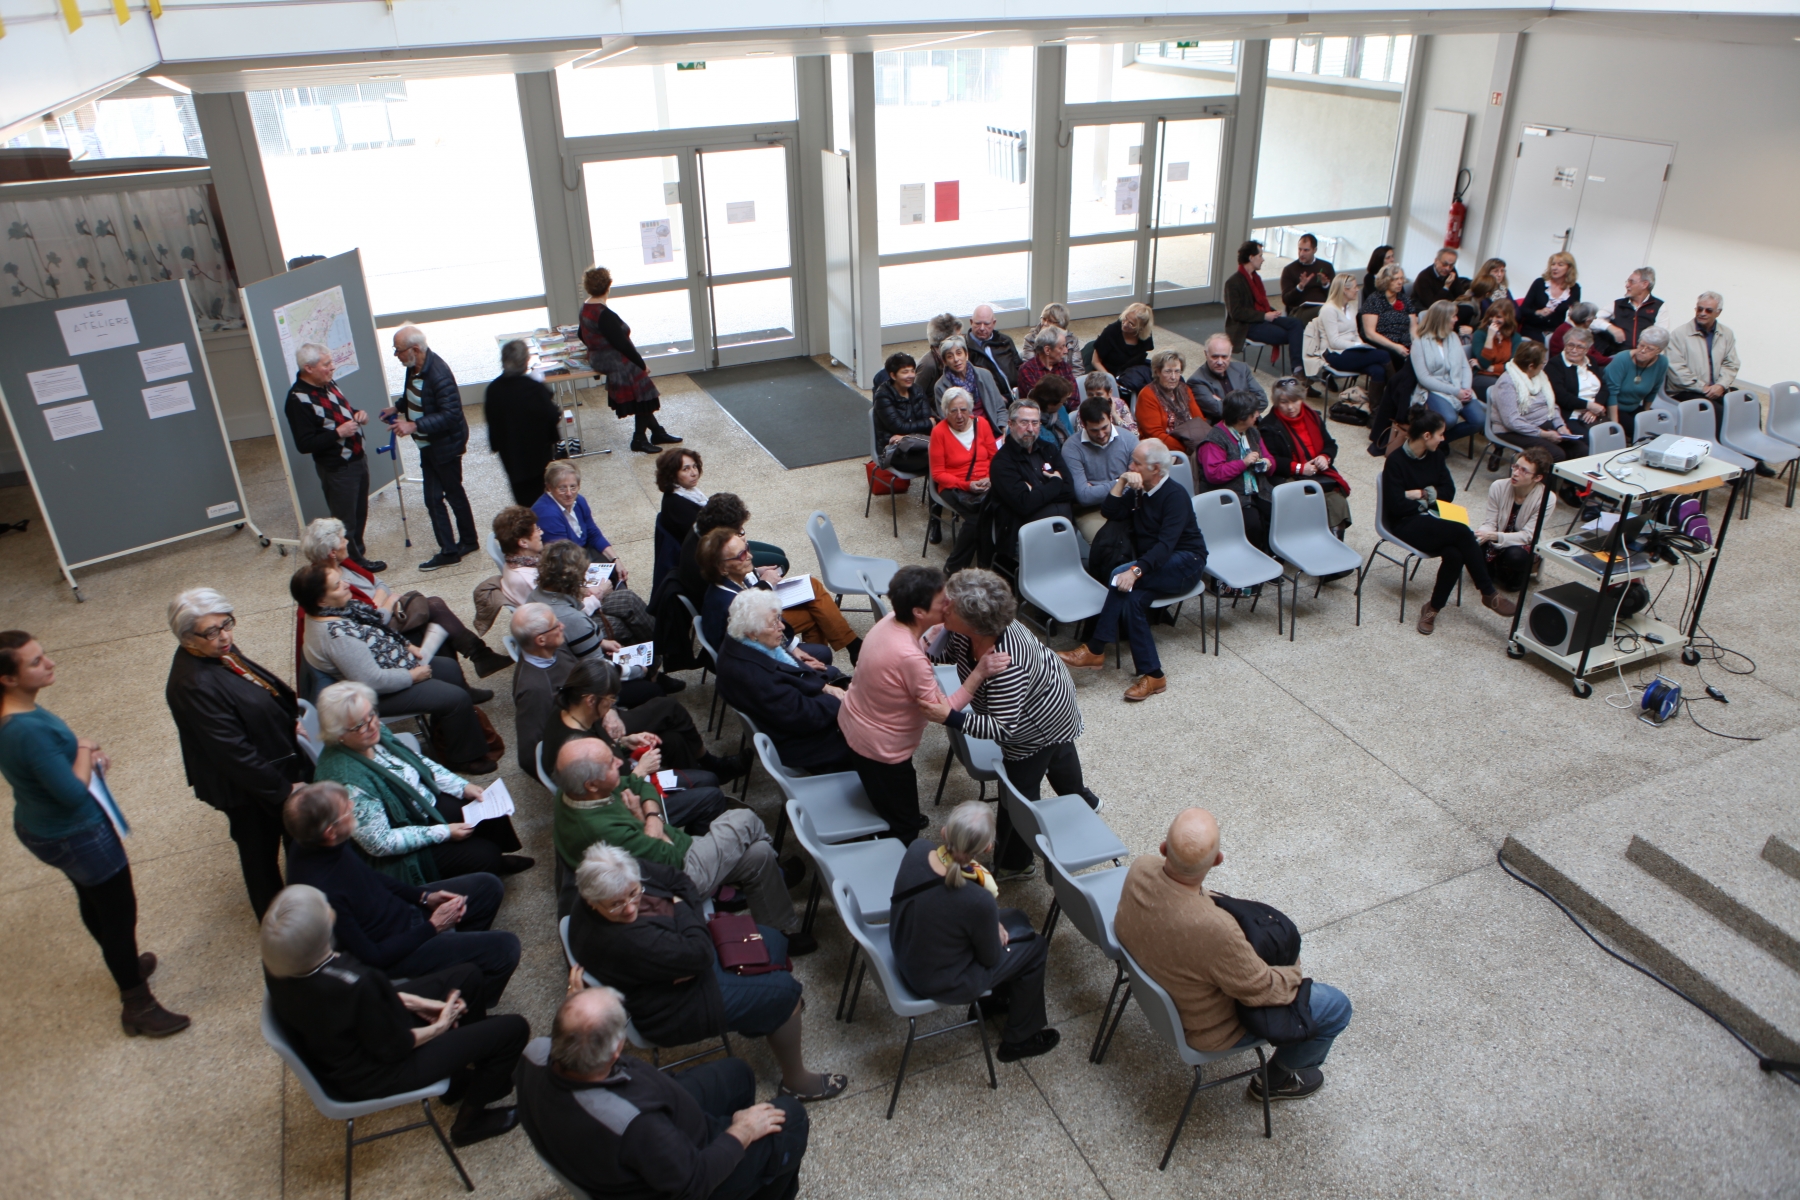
top-left (708, 912), bottom-right (791, 976)
top-left (866, 459), bottom-right (912, 495)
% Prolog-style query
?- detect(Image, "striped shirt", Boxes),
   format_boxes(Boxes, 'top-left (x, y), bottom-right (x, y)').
top-left (939, 621), bottom-right (1083, 759)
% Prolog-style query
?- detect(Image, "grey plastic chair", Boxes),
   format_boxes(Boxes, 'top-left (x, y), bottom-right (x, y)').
top-left (1466, 404), bottom-right (1530, 488)
top-left (866, 411), bottom-right (924, 536)
top-left (930, 663), bottom-right (1002, 806)
top-left (1015, 516), bottom-right (1107, 641)
top-left (531, 1147), bottom-right (596, 1200)
top-left (1719, 390), bottom-right (1798, 509)
top-left (1586, 420), bottom-right (1627, 456)
top-left (1033, 833), bottom-right (1130, 1064)
top-left (1093, 950), bottom-right (1273, 1168)
top-left (484, 533), bottom-right (509, 576)
top-left (261, 995), bottom-right (473, 1200)
top-left (787, 799), bottom-right (907, 943)
top-left (689, 612), bottom-right (727, 735)
top-left (1680, 398), bottom-right (1755, 517)
top-left (1360, 470), bottom-right (1460, 624)
top-left (1191, 490), bottom-right (1286, 652)
top-left (1650, 386), bottom-right (1680, 422)
top-left (995, 763), bottom-right (1127, 873)
top-left (1765, 382), bottom-right (1800, 505)
top-left (535, 741), bottom-right (557, 793)
top-left (832, 880), bottom-right (997, 1119)
top-left (922, 477), bottom-right (966, 558)
top-left (1267, 480), bottom-right (1364, 639)
top-left (297, 698), bottom-right (324, 764)
top-left (1167, 450), bottom-right (1196, 496)
top-left (1632, 406), bottom-right (1676, 444)
top-left (807, 510), bottom-right (897, 613)
top-left (752, 731), bottom-right (890, 852)
top-left (558, 916), bottom-right (732, 1071)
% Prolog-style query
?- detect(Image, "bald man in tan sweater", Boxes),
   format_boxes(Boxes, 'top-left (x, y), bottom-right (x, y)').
top-left (1114, 808), bottom-right (1352, 1101)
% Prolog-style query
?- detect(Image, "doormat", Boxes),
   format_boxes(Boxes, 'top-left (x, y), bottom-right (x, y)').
top-left (693, 357), bottom-right (873, 470)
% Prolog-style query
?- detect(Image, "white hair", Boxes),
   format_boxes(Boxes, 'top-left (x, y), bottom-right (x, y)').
top-left (1205, 332), bottom-right (1234, 354)
top-left (727, 588), bottom-right (783, 642)
top-left (1697, 291), bottom-right (1722, 308)
top-left (575, 843), bottom-right (642, 906)
top-left (315, 680), bottom-right (377, 745)
top-left (300, 517), bottom-right (349, 566)
top-left (260, 884), bottom-right (334, 978)
top-left (1024, 325), bottom-right (1065, 355)
top-left (510, 602), bottom-right (558, 643)
top-left (1630, 266), bottom-right (1656, 288)
top-left (937, 801), bottom-right (996, 890)
top-left (939, 386), bottom-right (974, 417)
top-left (1638, 326), bottom-right (1671, 350)
top-left (395, 325), bottom-right (428, 350)
top-left (1135, 438), bottom-right (1174, 473)
top-left (168, 587), bottom-right (232, 640)
top-left (295, 343), bottom-right (331, 370)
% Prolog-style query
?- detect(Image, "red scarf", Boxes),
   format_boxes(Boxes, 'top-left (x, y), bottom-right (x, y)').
top-left (1276, 406), bottom-right (1348, 495)
top-left (1240, 265), bottom-right (1272, 314)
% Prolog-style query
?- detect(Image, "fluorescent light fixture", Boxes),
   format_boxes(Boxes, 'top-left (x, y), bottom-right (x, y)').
top-left (570, 44), bottom-right (638, 69)
top-left (147, 75), bottom-right (192, 94)
top-left (890, 31), bottom-right (990, 53)
top-left (746, 50), bottom-right (774, 56)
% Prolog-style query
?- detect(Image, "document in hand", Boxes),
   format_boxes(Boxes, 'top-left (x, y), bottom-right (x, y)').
top-left (773, 573), bottom-right (814, 610)
top-left (611, 641), bottom-right (654, 671)
top-left (1434, 500), bottom-right (1470, 525)
top-left (459, 778), bottom-right (515, 825)
top-left (654, 770), bottom-right (683, 792)
top-left (89, 767), bottom-right (130, 838)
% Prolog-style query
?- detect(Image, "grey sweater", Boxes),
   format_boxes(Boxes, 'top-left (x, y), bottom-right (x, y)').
top-left (889, 839), bottom-right (1004, 1003)
top-left (303, 616), bottom-right (415, 694)
top-left (1063, 426), bottom-right (1136, 507)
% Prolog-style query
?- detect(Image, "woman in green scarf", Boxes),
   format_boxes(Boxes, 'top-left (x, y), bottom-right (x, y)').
top-left (312, 681), bottom-right (532, 884)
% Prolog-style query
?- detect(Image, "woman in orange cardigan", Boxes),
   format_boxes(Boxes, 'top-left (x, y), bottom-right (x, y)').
top-left (928, 386), bottom-right (997, 572)
top-left (1134, 350), bottom-right (1208, 451)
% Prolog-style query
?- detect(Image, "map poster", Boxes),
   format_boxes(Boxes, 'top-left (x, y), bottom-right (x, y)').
top-left (273, 286), bottom-right (359, 381)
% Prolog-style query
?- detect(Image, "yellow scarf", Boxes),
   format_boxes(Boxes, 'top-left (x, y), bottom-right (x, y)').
top-left (937, 845), bottom-right (1000, 898)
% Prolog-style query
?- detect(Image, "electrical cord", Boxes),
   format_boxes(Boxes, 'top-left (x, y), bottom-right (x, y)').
top-left (1497, 848), bottom-right (1800, 1087)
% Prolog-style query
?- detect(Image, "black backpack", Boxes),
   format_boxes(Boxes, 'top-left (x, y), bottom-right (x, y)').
top-left (1210, 893), bottom-right (1317, 1045)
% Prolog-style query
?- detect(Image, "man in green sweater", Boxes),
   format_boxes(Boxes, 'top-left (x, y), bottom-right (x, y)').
top-left (552, 739), bottom-right (815, 954)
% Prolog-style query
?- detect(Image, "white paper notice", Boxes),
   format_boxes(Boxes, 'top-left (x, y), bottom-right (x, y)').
top-left (459, 778), bottom-right (516, 826)
top-left (26, 365), bottom-right (86, 406)
top-left (137, 342), bottom-right (193, 383)
top-left (143, 380), bottom-right (196, 420)
top-left (1166, 161), bottom-right (1190, 182)
top-left (640, 219), bottom-right (674, 265)
top-left (726, 201), bottom-right (756, 225)
top-left (611, 641), bottom-right (655, 671)
top-left (654, 770), bottom-right (683, 792)
top-left (44, 401), bottom-right (103, 441)
top-left (1114, 176), bottom-right (1140, 216)
top-left (1127, 145), bottom-right (1143, 166)
top-left (899, 183), bottom-right (926, 226)
top-left (55, 300), bottom-right (139, 356)
top-left (273, 285), bottom-right (358, 380)
top-left (663, 181), bottom-right (681, 206)
top-left (773, 572), bottom-right (814, 610)
top-left (206, 501), bottom-right (241, 519)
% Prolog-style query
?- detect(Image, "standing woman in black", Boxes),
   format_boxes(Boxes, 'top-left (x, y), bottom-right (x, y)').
top-left (578, 266), bottom-right (682, 455)
top-left (1381, 407), bottom-right (1519, 636)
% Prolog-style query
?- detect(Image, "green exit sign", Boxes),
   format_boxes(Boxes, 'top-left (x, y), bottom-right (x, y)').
top-left (1175, 40), bottom-right (1198, 49)
top-left (676, 61), bottom-right (706, 71)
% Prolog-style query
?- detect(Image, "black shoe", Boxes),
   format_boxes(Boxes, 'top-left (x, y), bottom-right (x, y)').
top-left (699, 751), bottom-right (749, 782)
top-left (496, 854), bottom-right (536, 875)
top-left (847, 637), bottom-right (863, 667)
top-left (467, 687), bottom-right (495, 705)
top-left (996, 1028), bottom-right (1060, 1062)
top-left (629, 434), bottom-right (658, 454)
top-left (1755, 461), bottom-right (1777, 477)
top-left (785, 931), bottom-right (819, 957)
top-left (1246, 1064), bottom-right (1325, 1101)
top-left (657, 674), bottom-right (687, 695)
top-left (470, 648), bottom-right (514, 678)
top-left (450, 1105), bottom-right (520, 1147)
top-left (928, 518), bottom-right (943, 545)
top-left (650, 428), bottom-right (684, 445)
top-left (356, 558), bottom-right (388, 574)
top-left (419, 551), bottom-right (461, 571)
top-left (978, 994), bottom-right (1011, 1020)
top-left (781, 856), bottom-right (808, 889)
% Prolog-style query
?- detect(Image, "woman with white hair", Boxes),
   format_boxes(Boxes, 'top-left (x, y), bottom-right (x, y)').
top-left (1602, 325), bottom-right (1672, 443)
top-left (261, 883), bottom-right (529, 1147)
top-left (931, 333), bottom-right (1010, 442)
top-left (310, 681), bottom-right (530, 883)
top-left (714, 587), bottom-right (854, 773)
top-left (888, 802), bottom-right (1058, 1062)
top-left (163, 587), bottom-right (311, 918)
top-left (567, 844), bottom-right (847, 1101)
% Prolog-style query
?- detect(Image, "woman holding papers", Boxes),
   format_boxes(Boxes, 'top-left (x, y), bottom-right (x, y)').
top-left (310, 681), bottom-right (531, 880)
top-left (697, 529), bottom-right (861, 667)
top-left (1, 631), bottom-right (189, 1038)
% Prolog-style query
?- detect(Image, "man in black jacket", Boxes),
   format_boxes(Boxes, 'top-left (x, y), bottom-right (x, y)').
top-left (1412, 247), bottom-right (1468, 313)
top-left (968, 303), bottom-right (1024, 391)
top-left (164, 588), bottom-right (311, 918)
top-left (518, 983), bottom-right (808, 1200)
top-left (284, 343), bottom-right (381, 572)
top-left (390, 326), bottom-right (478, 570)
top-left (486, 339), bottom-right (563, 506)
top-left (1057, 439), bottom-right (1206, 701)
top-left (987, 399), bottom-right (1074, 561)
top-left (1591, 267), bottom-right (1664, 358)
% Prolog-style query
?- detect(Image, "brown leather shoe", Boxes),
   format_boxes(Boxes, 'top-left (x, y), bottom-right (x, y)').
top-left (1124, 674), bottom-right (1167, 701)
top-left (1057, 645), bottom-right (1107, 670)
top-left (121, 984), bottom-right (190, 1038)
top-left (1416, 604), bottom-right (1440, 635)
top-left (1481, 591), bottom-right (1518, 617)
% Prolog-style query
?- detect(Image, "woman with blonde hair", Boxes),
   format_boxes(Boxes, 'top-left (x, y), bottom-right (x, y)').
top-left (1091, 301), bottom-right (1156, 394)
top-left (1520, 251), bottom-right (1580, 342)
top-left (1411, 300), bottom-right (1483, 441)
top-left (1317, 272), bottom-right (1388, 392)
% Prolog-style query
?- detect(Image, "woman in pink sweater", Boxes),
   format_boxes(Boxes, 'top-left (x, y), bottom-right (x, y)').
top-left (837, 566), bottom-right (1010, 841)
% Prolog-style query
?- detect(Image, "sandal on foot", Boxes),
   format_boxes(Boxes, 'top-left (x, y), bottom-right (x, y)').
top-left (779, 1073), bottom-right (848, 1102)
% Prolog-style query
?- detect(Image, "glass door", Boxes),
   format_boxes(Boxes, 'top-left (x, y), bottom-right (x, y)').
top-left (1145, 117), bottom-right (1225, 305)
top-left (696, 144), bottom-right (798, 367)
top-left (582, 153), bottom-right (703, 374)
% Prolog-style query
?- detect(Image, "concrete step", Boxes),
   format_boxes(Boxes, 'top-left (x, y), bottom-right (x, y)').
top-left (1626, 833), bottom-right (1800, 976)
top-left (1764, 833), bottom-right (1800, 883)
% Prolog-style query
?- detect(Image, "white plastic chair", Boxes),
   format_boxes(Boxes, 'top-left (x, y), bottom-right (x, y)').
top-left (930, 663), bottom-right (1002, 806)
top-left (484, 533), bottom-right (509, 577)
top-left (535, 741), bottom-right (557, 793)
top-left (1016, 516), bottom-right (1107, 645)
top-left (297, 698), bottom-right (324, 764)
top-left (1267, 480), bottom-right (1364, 638)
top-left (689, 612), bottom-right (727, 735)
top-left (866, 411), bottom-right (924, 537)
top-left (753, 732), bottom-right (890, 852)
top-left (786, 799), bottom-right (907, 950)
top-left (1359, 471), bottom-right (1460, 625)
top-left (994, 763), bottom-right (1127, 874)
top-left (806, 510), bottom-right (897, 614)
top-left (261, 995), bottom-right (473, 1200)
top-left (1033, 833), bottom-right (1130, 1064)
top-left (557, 915), bottom-right (732, 1071)
top-left (1191, 490), bottom-right (1286, 651)
top-left (832, 880), bottom-right (997, 1120)
top-left (1718, 390), bottom-right (1798, 509)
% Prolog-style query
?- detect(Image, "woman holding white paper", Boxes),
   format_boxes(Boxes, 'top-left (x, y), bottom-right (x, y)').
top-left (310, 681), bottom-right (532, 881)
top-left (0, 631), bottom-right (189, 1037)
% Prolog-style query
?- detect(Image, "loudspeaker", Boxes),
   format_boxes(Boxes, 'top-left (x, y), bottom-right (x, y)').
top-left (1526, 581), bottom-right (1630, 656)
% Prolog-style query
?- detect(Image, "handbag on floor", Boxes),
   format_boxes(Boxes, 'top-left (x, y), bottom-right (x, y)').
top-left (866, 460), bottom-right (912, 495)
top-left (1210, 892), bottom-right (1318, 1045)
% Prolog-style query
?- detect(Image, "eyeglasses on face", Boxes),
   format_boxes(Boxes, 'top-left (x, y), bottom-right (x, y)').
top-left (193, 616), bottom-right (237, 641)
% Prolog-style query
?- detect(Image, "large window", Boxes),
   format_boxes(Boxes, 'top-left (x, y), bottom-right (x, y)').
top-left (375, 306), bottom-right (551, 395)
top-left (879, 252), bottom-right (1028, 328)
top-left (1253, 37), bottom-right (1410, 219)
top-left (250, 76), bottom-right (543, 317)
top-left (6, 94), bottom-right (206, 161)
top-left (557, 59), bottom-right (797, 138)
top-left (1064, 41), bottom-right (1238, 104)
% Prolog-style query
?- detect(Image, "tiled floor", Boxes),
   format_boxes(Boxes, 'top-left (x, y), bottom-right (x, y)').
top-left (1, 317), bottom-right (1797, 1199)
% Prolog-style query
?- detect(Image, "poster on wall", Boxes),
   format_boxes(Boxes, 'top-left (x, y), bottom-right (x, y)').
top-left (1166, 162), bottom-right (1190, 182)
top-left (934, 181), bottom-right (960, 222)
top-left (899, 183), bottom-right (926, 226)
top-left (273, 285), bottom-right (359, 380)
top-left (55, 299), bottom-right (138, 356)
top-left (641, 219), bottom-right (673, 264)
top-left (1115, 176), bottom-right (1140, 216)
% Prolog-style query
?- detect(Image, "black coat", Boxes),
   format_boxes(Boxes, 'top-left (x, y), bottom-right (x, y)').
top-left (484, 371), bottom-right (561, 481)
top-left (714, 638), bottom-right (849, 771)
top-left (1544, 353), bottom-right (1610, 421)
top-left (873, 379), bottom-right (936, 440)
top-left (988, 436), bottom-right (1074, 549)
top-left (1519, 278), bottom-right (1581, 337)
top-left (568, 861), bottom-right (723, 1048)
top-left (968, 331), bottom-right (1025, 392)
top-left (165, 648), bottom-right (310, 812)
top-left (400, 349), bottom-right (469, 461)
top-left (1099, 477), bottom-right (1206, 573)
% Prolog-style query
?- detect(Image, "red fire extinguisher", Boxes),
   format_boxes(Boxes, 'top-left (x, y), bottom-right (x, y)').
top-left (1445, 169), bottom-right (1471, 249)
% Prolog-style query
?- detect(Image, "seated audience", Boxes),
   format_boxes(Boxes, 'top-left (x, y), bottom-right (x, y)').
top-left (542, 656), bottom-right (738, 797)
top-left (677, 495), bottom-right (852, 659)
top-left (1188, 333), bottom-right (1268, 424)
top-left (497, 504), bottom-right (667, 651)
top-left (495, 504), bottom-right (546, 608)
top-left (661, 472), bottom-right (788, 583)
top-left (282, 782), bottom-right (522, 1008)
top-left (1091, 302), bottom-right (1156, 395)
top-left (1382, 407), bottom-right (1518, 636)
top-left (1058, 439), bottom-right (1206, 701)
top-left (933, 569), bottom-right (1098, 880)
top-left (1477, 448), bottom-right (1558, 594)
top-left (262, 884), bottom-right (527, 1146)
top-left (1411, 247), bottom-right (1467, 313)
top-left (929, 387), bottom-right (996, 572)
top-left (1017, 325), bottom-right (1079, 399)
top-left (931, 333), bottom-right (1011, 445)
top-left (534, 460), bottom-right (627, 577)
top-left (1602, 327), bottom-right (1672, 444)
top-left (1083, 369), bottom-right (1137, 436)
top-left (1137, 350), bottom-right (1208, 453)
top-left (300, 517), bottom-right (509, 678)
top-left (517, 979), bottom-right (809, 1200)
top-left (1316, 274), bottom-right (1389, 393)
top-left (1411, 300), bottom-right (1484, 442)
top-left (1519, 251), bottom-right (1580, 342)
top-left (1028, 375), bottom-right (1078, 447)
top-left (1359, 244), bottom-right (1396, 298)
top-left (1666, 292), bottom-right (1741, 428)
top-left (1359, 265), bottom-right (1418, 421)
top-left (716, 589), bottom-right (853, 773)
top-left (1279, 233), bottom-right (1336, 323)
top-left (292, 564), bottom-right (495, 774)
top-left (1548, 300), bottom-right (1612, 366)
top-left (1064, 395), bottom-right (1139, 541)
top-left (1036, 302), bottom-right (1080, 363)
top-left (698, 529), bottom-right (843, 671)
top-left (967, 303), bottom-right (1024, 391)
top-left (1468, 297), bottom-right (1523, 402)
top-left (913, 312), bottom-right (962, 398)
top-left (529, 539), bottom-right (655, 658)
top-left (551, 738), bottom-right (811, 951)
top-left (164, 588), bottom-right (310, 920)
top-left (1470, 257), bottom-right (1515, 311)
top-left (568, 844), bottom-right (845, 1099)
top-left (1590, 266), bottom-right (1663, 358)
top-left (1198, 390), bottom-right (1275, 551)
top-left (889, 802), bottom-right (1059, 1062)
top-left (1225, 240), bottom-right (1305, 375)
top-left (1257, 377), bottom-right (1352, 533)
top-left (1545, 327), bottom-right (1611, 430)
top-left (312, 681), bottom-right (529, 882)
top-left (485, 337), bottom-right (562, 507)
top-left (873, 351), bottom-right (936, 474)
top-left (987, 400), bottom-right (1074, 559)
top-left (1114, 808), bottom-right (1352, 1102)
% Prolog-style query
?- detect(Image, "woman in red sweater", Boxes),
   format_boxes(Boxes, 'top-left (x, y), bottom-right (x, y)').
top-left (928, 387), bottom-right (995, 572)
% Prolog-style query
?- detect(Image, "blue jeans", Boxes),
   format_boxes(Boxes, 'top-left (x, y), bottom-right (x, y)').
top-left (1324, 347), bottom-right (1388, 391)
top-left (1425, 392), bottom-right (1485, 442)
top-left (1238, 981), bottom-right (1353, 1072)
top-left (1244, 315), bottom-right (1306, 374)
top-left (17, 818), bottom-right (127, 886)
top-left (1092, 550), bottom-right (1206, 675)
top-left (715, 925), bottom-right (804, 1037)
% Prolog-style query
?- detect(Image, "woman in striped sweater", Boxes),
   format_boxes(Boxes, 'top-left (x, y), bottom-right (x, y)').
top-left (933, 569), bottom-right (1100, 881)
